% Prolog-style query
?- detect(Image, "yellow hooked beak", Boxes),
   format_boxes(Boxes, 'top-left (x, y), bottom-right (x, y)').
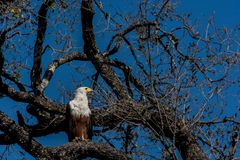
top-left (85, 88), bottom-right (93, 93)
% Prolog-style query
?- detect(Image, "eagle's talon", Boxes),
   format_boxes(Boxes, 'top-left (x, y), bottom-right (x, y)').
top-left (73, 137), bottom-right (79, 142)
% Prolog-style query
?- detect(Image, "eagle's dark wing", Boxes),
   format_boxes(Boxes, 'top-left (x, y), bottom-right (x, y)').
top-left (87, 114), bottom-right (92, 140)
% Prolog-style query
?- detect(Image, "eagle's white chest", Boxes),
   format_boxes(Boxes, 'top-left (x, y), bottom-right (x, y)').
top-left (69, 99), bottom-right (91, 118)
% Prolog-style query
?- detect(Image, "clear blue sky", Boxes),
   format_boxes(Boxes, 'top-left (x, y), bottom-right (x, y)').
top-left (179, 0), bottom-right (240, 27)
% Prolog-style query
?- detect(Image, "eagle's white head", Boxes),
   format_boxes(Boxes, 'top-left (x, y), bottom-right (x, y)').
top-left (75, 87), bottom-right (93, 98)
top-left (69, 87), bottom-right (93, 117)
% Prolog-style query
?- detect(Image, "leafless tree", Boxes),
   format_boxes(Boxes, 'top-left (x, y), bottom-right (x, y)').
top-left (0, 0), bottom-right (239, 159)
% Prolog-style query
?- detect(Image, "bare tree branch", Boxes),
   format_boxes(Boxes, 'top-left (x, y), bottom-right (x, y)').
top-left (2, 70), bottom-right (26, 91)
top-left (0, 18), bottom-right (27, 86)
top-left (31, 0), bottom-right (54, 93)
top-left (37, 52), bottom-right (89, 93)
top-left (92, 102), bottom-right (208, 160)
top-left (0, 18), bottom-right (27, 44)
top-left (229, 125), bottom-right (239, 159)
top-left (0, 111), bottom-right (128, 159)
top-left (81, 0), bottom-right (130, 99)
top-left (51, 141), bottom-right (130, 160)
top-left (104, 21), bottom-right (155, 57)
top-left (0, 111), bottom-right (52, 159)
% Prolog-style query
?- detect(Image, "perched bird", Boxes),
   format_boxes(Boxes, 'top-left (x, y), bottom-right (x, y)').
top-left (66, 87), bottom-right (93, 142)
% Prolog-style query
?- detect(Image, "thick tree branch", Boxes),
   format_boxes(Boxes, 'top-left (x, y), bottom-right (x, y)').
top-left (2, 70), bottom-right (26, 91)
top-left (0, 82), bottom-right (64, 114)
top-left (0, 83), bottom-right (34, 101)
top-left (0, 112), bottom-right (128, 160)
top-left (51, 141), bottom-right (129, 160)
top-left (0, 111), bottom-right (52, 159)
top-left (37, 52), bottom-right (89, 93)
top-left (107, 59), bottom-right (146, 94)
top-left (31, 0), bottom-right (54, 93)
top-left (81, 0), bottom-right (130, 99)
top-left (92, 102), bottom-right (208, 160)
top-left (0, 49), bottom-right (4, 85)
top-left (0, 115), bottom-right (65, 144)
top-left (0, 81), bottom-right (65, 139)
top-left (0, 134), bottom-right (14, 145)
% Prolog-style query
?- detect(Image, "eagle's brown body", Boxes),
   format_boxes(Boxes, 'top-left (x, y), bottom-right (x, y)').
top-left (67, 114), bottom-right (92, 141)
top-left (66, 87), bottom-right (92, 141)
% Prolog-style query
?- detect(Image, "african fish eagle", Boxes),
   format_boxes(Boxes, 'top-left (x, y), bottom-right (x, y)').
top-left (66, 87), bottom-right (93, 141)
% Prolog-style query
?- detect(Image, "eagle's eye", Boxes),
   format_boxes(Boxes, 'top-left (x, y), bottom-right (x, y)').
top-left (85, 88), bottom-right (88, 90)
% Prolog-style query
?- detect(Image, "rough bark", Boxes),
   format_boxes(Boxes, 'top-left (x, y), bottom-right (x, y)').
top-left (31, 0), bottom-right (54, 93)
top-left (81, 0), bottom-right (130, 99)
top-left (0, 111), bottom-right (129, 160)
